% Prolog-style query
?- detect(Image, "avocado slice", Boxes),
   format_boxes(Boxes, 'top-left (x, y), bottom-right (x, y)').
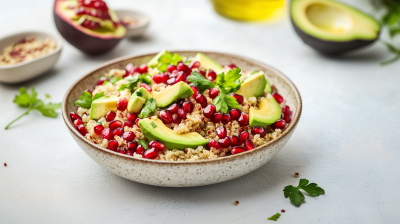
top-left (127, 87), bottom-right (151, 113)
top-left (152, 81), bottom-right (194, 107)
top-left (249, 96), bottom-right (282, 127)
top-left (148, 50), bottom-right (167, 68)
top-left (236, 72), bottom-right (267, 98)
top-left (290, 0), bottom-right (380, 54)
top-left (193, 53), bottom-right (223, 73)
top-left (90, 95), bottom-right (120, 120)
top-left (139, 118), bottom-right (208, 150)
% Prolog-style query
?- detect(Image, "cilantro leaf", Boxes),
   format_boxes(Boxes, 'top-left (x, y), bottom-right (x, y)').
top-left (267, 213), bottom-right (281, 221)
top-left (92, 92), bottom-right (105, 101)
top-left (217, 68), bottom-right (243, 93)
top-left (13, 87), bottom-right (32, 107)
top-left (187, 71), bottom-right (216, 93)
top-left (156, 51), bottom-right (183, 71)
top-left (109, 76), bottom-right (122, 84)
top-left (138, 138), bottom-right (149, 150)
top-left (34, 102), bottom-right (61, 117)
top-left (299, 179), bottom-right (325, 197)
top-left (213, 90), bottom-right (240, 114)
top-left (283, 178), bottom-right (325, 207)
top-left (74, 92), bottom-right (93, 109)
top-left (119, 74), bottom-right (151, 92)
top-left (139, 97), bottom-right (156, 118)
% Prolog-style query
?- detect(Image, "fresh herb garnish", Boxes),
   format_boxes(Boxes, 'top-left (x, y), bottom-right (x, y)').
top-left (283, 179), bottom-right (325, 207)
top-left (268, 213), bottom-right (281, 221)
top-left (74, 91), bottom-right (104, 109)
top-left (138, 138), bottom-right (149, 150)
top-left (5, 87), bottom-right (61, 130)
top-left (109, 76), bottom-right (122, 85)
top-left (45, 94), bottom-right (51, 98)
top-left (150, 121), bottom-right (157, 128)
top-left (213, 91), bottom-right (240, 114)
top-left (187, 71), bottom-right (216, 93)
top-left (157, 51), bottom-right (183, 72)
top-left (139, 97), bottom-right (156, 118)
top-left (215, 68), bottom-right (243, 93)
top-left (118, 74), bottom-right (151, 92)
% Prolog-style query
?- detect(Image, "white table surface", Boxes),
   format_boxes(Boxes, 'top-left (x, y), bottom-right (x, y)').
top-left (1, 0), bottom-right (399, 223)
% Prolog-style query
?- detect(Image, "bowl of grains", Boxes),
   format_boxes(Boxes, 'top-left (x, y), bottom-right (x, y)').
top-left (0, 31), bottom-right (62, 84)
top-left (115, 9), bottom-right (150, 38)
top-left (62, 51), bottom-right (302, 187)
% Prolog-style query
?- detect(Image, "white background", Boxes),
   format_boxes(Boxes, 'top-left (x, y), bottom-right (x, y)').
top-left (1, 0), bottom-right (399, 223)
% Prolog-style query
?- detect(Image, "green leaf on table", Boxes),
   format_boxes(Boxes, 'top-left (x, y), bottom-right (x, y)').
top-left (139, 97), bottom-right (156, 118)
top-left (283, 178), bottom-right (325, 207)
top-left (34, 102), bottom-right (61, 118)
top-left (14, 87), bottom-right (33, 107)
top-left (45, 94), bottom-right (51, 98)
top-left (267, 213), bottom-right (281, 221)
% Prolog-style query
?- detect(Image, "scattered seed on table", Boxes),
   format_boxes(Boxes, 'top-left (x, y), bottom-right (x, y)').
top-left (4, 163), bottom-right (7, 167)
top-left (281, 209), bottom-right (285, 213)
top-left (294, 172), bottom-right (299, 177)
top-left (234, 201), bottom-right (239, 206)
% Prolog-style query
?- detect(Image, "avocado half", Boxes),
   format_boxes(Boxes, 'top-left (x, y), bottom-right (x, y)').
top-left (290, 0), bottom-right (380, 54)
top-left (53, 0), bottom-right (126, 54)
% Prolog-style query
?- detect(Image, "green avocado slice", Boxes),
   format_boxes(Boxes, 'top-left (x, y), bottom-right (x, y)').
top-left (90, 95), bottom-right (120, 120)
top-left (148, 50), bottom-right (167, 68)
top-left (139, 118), bottom-right (208, 150)
top-left (151, 81), bottom-right (194, 107)
top-left (236, 72), bottom-right (267, 98)
top-left (127, 87), bottom-right (151, 113)
top-left (249, 96), bottom-right (282, 127)
top-left (193, 53), bottom-right (223, 73)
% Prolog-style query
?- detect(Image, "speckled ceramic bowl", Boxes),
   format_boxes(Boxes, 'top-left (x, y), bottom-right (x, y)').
top-left (62, 51), bottom-right (302, 187)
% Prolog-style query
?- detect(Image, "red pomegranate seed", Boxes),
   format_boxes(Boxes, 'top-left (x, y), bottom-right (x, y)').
top-left (127, 141), bottom-right (138, 152)
top-left (125, 63), bottom-right (134, 75)
top-left (282, 105), bottom-right (291, 114)
top-left (166, 77), bottom-right (176, 85)
top-left (94, 124), bottom-right (104, 135)
top-left (244, 140), bottom-right (255, 151)
top-left (177, 108), bottom-right (186, 120)
top-left (93, 1), bottom-right (107, 10)
top-left (175, 72), bottom-right (185, 83)
top-left (203, 104), bottom-right (216, 118)
top-left (199, 70), bottom-right (206, 77)
top-left (239, 131), bottom-right (250, 144)
top-left (123, 131), bottom-right (136, 142)
top-left (167, 103), bottom-right (179, 114)
top-left (272, 119), bottom-right (286, 129)
top-left (229, 93), bottom-right (244, 104)
top-left (173, 116), bottom-right (181, 124)
top-left (135, 118), bottom-right (141, 126)
top-left (108, 140), bottom-right (118, 151)
top-left (109, 120), bottom-right (122, 130)
top-left (230, 135), bottom-right (239, 146)
top-left (144, 148), bottom-right (159, 159)
top-left (231, 146), bottom-right (246, 154)
top-left (230, 108), bottom-right (241, 120)
top-left (190, 86), bottom-right (199, 96)
top-left (118, 149), bottom-right (126, 154)
top-left (238, 112), bottom-right (249, 127)
top-left (252, 127), bottom-right (266, 137)
top-left (207, 69), bottom-right (217, 81)
top-left (4, 163), bottom-right (7, 167)
top-left (77, 125), bottom-right (87, 136)
top-left (221, 114), bottom-right (231, 124)
top-left (170, 70), bottom-right (179, 78)
top-left (161, 73), bottom-right (171, 83)
top-left (74, 119), bottom-right (83, 129)
top-left (281, 210), bottom-right (285, 213)
top-left (272, 93), bottom-right (284, 104)
top-left (112, 128), bottom-right (124, 137)
top-left (207, 140), bottom-right (220, 150)
top-left (117, 98), bottom-right (128, 111)
top-left (106, 111), bottom-right (116, 122)
top-left (177, 99), bottom-right (185, 107)
top-left (126, 113), bottom-right (137, 121)
top-left (218, 137), bottom-right (231, 148)
top-left (182, 101), bottom-right (194, 113)
top-left (209, 88), bottom-right (219, 99)
top-left (102, 128), bottom-right (113, 140)
top-left (195, 94), bottom-right (207, 108)
top-left (140, 83), bottom-right (152, 92)
top-left (228, 63), bottom-right (237, 69)
top-left (83, 89), bottom-right (92, 96)
top-left (212, 112), bottom-right (222, 123)
top-left (190, 61), bottom-right (200, 69)
top-left (167, 65), bottom-right (177, 73)
top-left (216, 126), bottom-right (227, 139)
top-left (238, 128), bottom-right (244, 133)
top-left (282, 111), bottom-right (292, 123)
top-left (69, 112), bottom-right (81, 122)
top-left (75, 6), bottom-right (85, 15)
top-left (136, 145), bottom-right (145, 155)
top-left (124, 121), bottom-right (134, 128)
top-left (149, 140), bottom-right (166, 151)
top-left (177, 63), bottom-right (191, 76)
top-left (139, 64), bottom-right (148, 74)
top-left (152, 74), bottom-right (164, 84)
top-left (159, 110), bottom-right (173, 124)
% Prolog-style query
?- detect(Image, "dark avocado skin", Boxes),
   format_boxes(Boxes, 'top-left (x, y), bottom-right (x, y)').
top-left (53, 7), bottom-right (123, 54)
top-left (290, 18), bottom-right (379, 55)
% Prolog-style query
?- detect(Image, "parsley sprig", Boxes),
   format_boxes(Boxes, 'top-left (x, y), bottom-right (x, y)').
top-left (283, 179), bottom-right (325, 207)
top-left (268, 213), bottom-right (281, 221)
top-left (74, 91), bottom-right (104, 109)
top-left (156, 51), bottom-right (182, 72)
top-left (5, 87), bottom-right (61, 130)
top-left (118, 74), bottom-right (151, 92)
top-left (139, 97), bottom-right (156, 118)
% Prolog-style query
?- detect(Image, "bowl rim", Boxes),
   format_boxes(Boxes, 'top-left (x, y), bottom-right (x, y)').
top-left (0, 30), bottom-right (63, 69)
top-left (114, 9), bottom-right (150, 30)
top-left (62, 50), bottom-right (302, 165)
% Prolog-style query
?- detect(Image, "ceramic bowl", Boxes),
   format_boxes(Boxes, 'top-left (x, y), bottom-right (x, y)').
top-left (115, 9), bottom-right (150, 38)
top-left (62, 51), bottom-right (302, 187)
top-left (0, 31), bottom-right (62, 84)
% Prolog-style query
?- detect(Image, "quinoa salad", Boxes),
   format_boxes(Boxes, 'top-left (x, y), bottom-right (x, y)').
top-left (69, 51), bottom-right (293, 161)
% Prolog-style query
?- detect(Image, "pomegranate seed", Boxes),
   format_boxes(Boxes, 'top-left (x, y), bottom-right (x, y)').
top-left (221, 114), bottom-right (231, 124)
top-left (229, 108), bottom-right (241, 120)
top-left (109, 120), bottom-right (122, 130)
top-left (207, 140), bottom-right (220, 150)
top-left (166, 77), bottom-right (176, 85)
top-left (75, 6), bottom-right (85, 15)
top-left (94, 124), bottom-right (104, 135)
top-left (96, 79), bottom-right (107, 86)
top-left (230, 135), bottom-right (239, 146)
top-left (218, 137), bottom-right (231, 148)
top-left (83, 89), bottom-right (92, 96)
top-left (209, 88), bottom-right (219, 99)
top-left (69, 112), bottom-right (81, 122)
top-left (125, 63), bottom-right (134, 75)
top-left (93, 1), bottom-right (108, 10)
top-left (126, 141), bottom-right (138, 152)
top-left (126, 113), bottom-right (137, 121)
top-left (203, 104), bottom-right (216, 118)
top-left (108, 140), bottom-right (118, 151)
top-left (167, 103), bottom-right (179, 114)
top-left (170, 70), bottom-right (179, 78)
top-left (216, 126), bottom-right (227, 139)
top-left (135, 118), bottom-right (141, 126)
top-left (272, 93), bottom-right (284, 104)
top-left (238, 128), bottom-right (244, 133)
top-left (102, 128), bottom-right (113, 140)
top-left (282, 112), bottom-right (292, 123)
top-left (173, 116), bottom-right (181, 124)
top-left (4, 163), bottom-right (7, 167)
top-left (272, 119), bottom-right (286, 129)
top-left (195, 94), bottom-right (207, 108)
top-left (74, 119), bottom-right (83, 129)
top-left (161, 73), bottom-right (170, 83)
top-left (175, 71), bottom-right (185, 83)
top-left (140, 83), bottom-right (152, 92)
top-left (112, 128), bottom-right (124, 137)
top-left (124, 121), bottom-right (134, 128)
top-left (159, 110), bottom-right (173, 124)
top-left (139, 64), bottom-right (148, 74)
top-left (182, 101), bottom-right (194, 113)
top-left (252, 127), bottom-right (266, 137)
top-left (152, 74), bottom-right (164, 84)
top-left (244, 140), bottom-right (255, 151)
top-left (229, 94), bottom-right (244, 104)
top-left (118, 149), bottom-right (126, 154)
top-left (228, 63), bottom-right (237, 69)
top-left (123, 131), bottom-right (136, 142)
top-left (190, 86), bottom-right (199, 96)
top-left (207, 69), bottom-right (217, 81)
top-left (177, 108), bottom-right (186, 120)
top-left (149, 140), bottom-right (166, 151)
top-left (127, 152), bottom-right (134, 156)
top-left (177, 63), bottom-right (191, 76)
top-left (190, 61), bottom-right (200, 69)
top-left (239, 131), bottom-right (250, 144)
top-left (238, 112), bottom-right (249, 127)
top-left (212, 112), bottom-right (222, 123)
top-left (282, 105), bottom-right (291, 114)
top-left (117, 98), bottom-right (128, 111)
top-left (106, 111), bottom-right (116, 122)
top-left (144, 148), bottom-right (159, 159)
top-left (77, 124), bottom-right (87, 136)
top-left (136, 145), bottom-right (145, 155)
top-left (231, 146), bottom-right (246, 154)
top-left (281, 209), bottom-right (285, 213)
top-left (167, 65), bottom-right (177, 73)
top-left (199, 70), bottom-right (206, 77)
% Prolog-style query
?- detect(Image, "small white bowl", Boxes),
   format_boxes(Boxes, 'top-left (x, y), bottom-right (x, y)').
top-left (0, 31), bottom-right (62, 84)
top-left (115, 9), bottom-right (150, 38)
